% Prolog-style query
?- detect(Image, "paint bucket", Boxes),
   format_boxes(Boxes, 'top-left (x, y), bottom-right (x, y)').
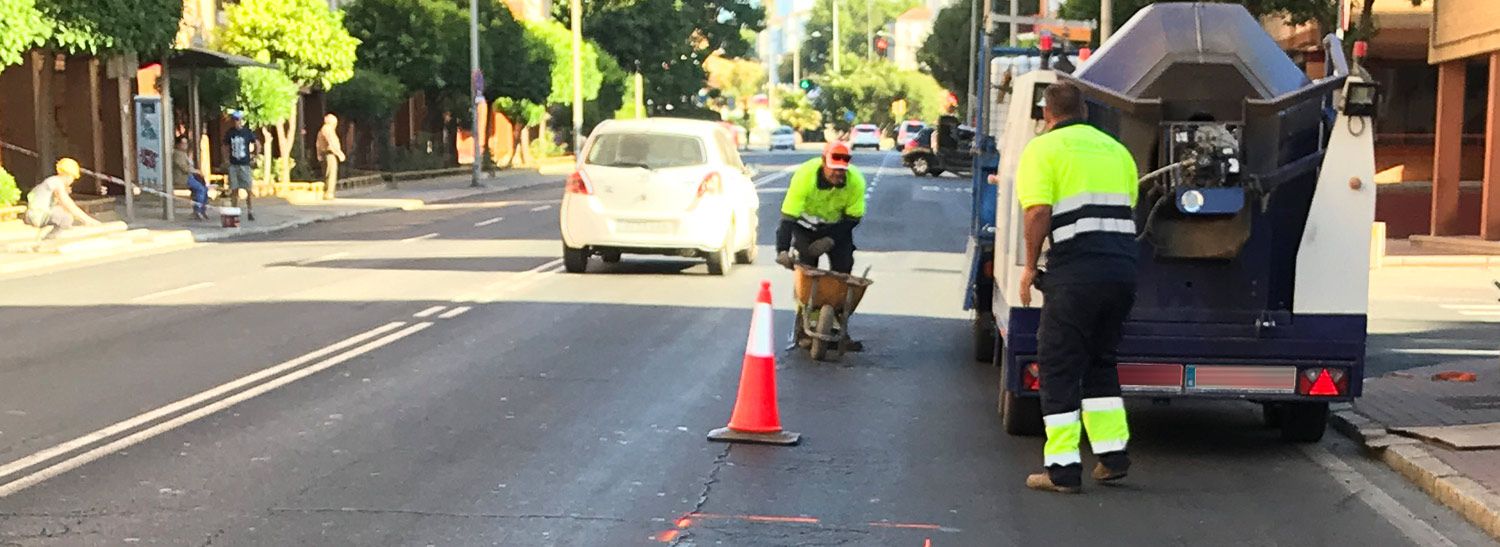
top-left (220, 207), bottom-right (241, 228)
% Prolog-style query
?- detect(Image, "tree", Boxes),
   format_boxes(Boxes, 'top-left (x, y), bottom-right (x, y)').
top-left (326, 69), bottom-right (406, 172)
top-left (776, 88), bottom-right (823, 132)
top-left (705, 55), bottom-right (766, 107)
top-left (0, 166), bottom-right (19, 206)
top-left (527, 20), bottom-right (605, 107)
top-left (799, 0), bottom-right (918, 76)
top-left (818, 59), bottom-right (945, 130)
top-left (1057, 0), bottom-right (1338, 47)
top-left (0, 0), bottom-right (47, 67)
top-left (218, 0), bottom-right (359, 182)
top-left (37, 0), bottom-right (180, 56)
top-left (229, 67), bottom-right (300, 183)
top-left (494, 98), bottom-right (545, 167)
top-left (585, 52), bottom-right (628, 134)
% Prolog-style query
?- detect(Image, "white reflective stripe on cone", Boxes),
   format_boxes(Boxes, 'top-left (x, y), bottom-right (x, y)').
top-left (1043, 411), bottom-right (1081, 428)
top-left (1081, 397), bottom-right (1126, 412)
top-left (1052, 218), bottom-right (1135, 243)
top-left (1053, 192), bottom-right (1131, 216)
top-left (1044, 452), bottom-right (1082, 466)
top-left (1091, 439), bottom-right (1128, 454)
top-left (745, 302), bottom-right (774, 358)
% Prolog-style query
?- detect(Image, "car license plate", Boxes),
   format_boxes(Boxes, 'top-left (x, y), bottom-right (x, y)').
top-left (618, 220), bottom-right (673, 234)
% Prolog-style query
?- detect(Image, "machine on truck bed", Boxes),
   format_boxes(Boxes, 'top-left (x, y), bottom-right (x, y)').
top-left (966, 3), bottom-right (1379, 442)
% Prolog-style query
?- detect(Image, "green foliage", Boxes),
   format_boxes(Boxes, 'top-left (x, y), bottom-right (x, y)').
top-left (917, 0), bottom-right (978, 103)
top-left (529, 135), bottom-right (565, 159)
top-left (482, 6), bottom-right (552, 104)
top-left (494, 98), bottom-right (546, 128)
top-left (0, 0), bottom-right (47, 67)
top-left (776, 88), bottom-right (823, 132)
top-left (818, 60), bottom-right (945, 130)
top-left (1057, 0), bottom-right (1337, 46)
top-left (526, 20), bottom-right (604, 107)
top-left (327, 69), bottom-right (407, 125)
top-left (232, 67), bottom-right (299, 128)
top-left (800, 0), bottom-right (918, 75)
top-left (344, 0), bottom-right (465, 93)
top-left (217, 0), bottom-right (360, 89)
top-left (37, 0), bottom-right (179, 56)
top-left (705, 56), bottom-right (765, 105)
top-left (584, 52), bottom-right (628, 134)
top-left (0, 166), bottom-right (20, 207)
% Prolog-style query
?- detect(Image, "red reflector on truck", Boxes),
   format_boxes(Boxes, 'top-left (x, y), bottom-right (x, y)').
top-left (1023, 362), bottom-right (1040, 391)
top-left (1298, 367), bottom-right (1347, 397)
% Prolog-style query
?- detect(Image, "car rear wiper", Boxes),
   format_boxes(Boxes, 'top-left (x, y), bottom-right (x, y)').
top-left (604, 161), bottom-right (653, 170)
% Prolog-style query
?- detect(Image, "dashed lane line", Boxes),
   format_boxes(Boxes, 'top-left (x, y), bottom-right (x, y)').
top-left (474, 216), bottom-right (504, 227)
top-left (413, 305), bottom-right (448, 318)
top-left (438, 306), bottom-right (472, 319)
top-left (1300, 444), bottom-right (1457, 547)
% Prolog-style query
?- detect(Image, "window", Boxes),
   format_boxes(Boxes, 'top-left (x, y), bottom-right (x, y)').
top-left (714, 131), bottom-right (745, 171)
top-left (585, 133), bottom-right (706, 170)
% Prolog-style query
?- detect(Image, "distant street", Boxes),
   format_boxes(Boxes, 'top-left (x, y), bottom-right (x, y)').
top-left (0, 151), bottom-right (1492, 546)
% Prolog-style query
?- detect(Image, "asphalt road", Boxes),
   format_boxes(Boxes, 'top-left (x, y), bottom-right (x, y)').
top-left (0, 150), bottom-right (1493, 546)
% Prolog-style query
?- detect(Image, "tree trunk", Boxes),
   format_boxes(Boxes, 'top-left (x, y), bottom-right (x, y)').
top-left (260, 127), bottom-right (274, 185)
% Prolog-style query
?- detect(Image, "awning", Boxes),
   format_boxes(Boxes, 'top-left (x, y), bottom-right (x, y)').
top-left (167, 47), bottom-right (274, 70)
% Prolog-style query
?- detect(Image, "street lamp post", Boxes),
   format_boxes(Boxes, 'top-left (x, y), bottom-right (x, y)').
top-left (865, 0), bottom-right (873, 59)
top-left (831, 0), bottom-right (841, 73)
top-left (570, 0), bottom-right (585, 153)
top-left (469, 0), bottom-right (482, 188)
top-left (1101, 0), bottom-right (1113, 43)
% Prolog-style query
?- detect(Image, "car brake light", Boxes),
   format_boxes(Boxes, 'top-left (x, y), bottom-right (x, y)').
top-left (566, 170), bottom-right (593, 195)
top-left (697, 172), bottom-right (722, 197)
top-left (903, 140), bottom-right (917, 152)
top-left (1297, 367), bottom-right (1347, 397)
top-left (1023, 362), bottom-right (1041, 391)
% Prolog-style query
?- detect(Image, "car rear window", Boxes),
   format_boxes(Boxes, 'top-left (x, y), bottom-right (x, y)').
top-left (855, 126), bottom-right (877, 132)
top-left (586, 133), bottom-right (706, 170)
top-left (773, 127), bottom-right (794, 135)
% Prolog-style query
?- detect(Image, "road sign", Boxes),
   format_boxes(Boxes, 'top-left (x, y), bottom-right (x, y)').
top-left (844, 110), bottom-right (855, 123)
top-left (891, 99), bottom-right (908, 120)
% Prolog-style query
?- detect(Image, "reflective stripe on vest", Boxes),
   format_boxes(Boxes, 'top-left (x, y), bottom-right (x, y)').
top-left (1050, 191), bottom-right (1135, 244)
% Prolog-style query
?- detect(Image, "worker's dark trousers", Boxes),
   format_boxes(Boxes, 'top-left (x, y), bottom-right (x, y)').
top-left (782, 223), bottom-right (856, 273)
top-left (1037, 281), bottom-right (1136, 486)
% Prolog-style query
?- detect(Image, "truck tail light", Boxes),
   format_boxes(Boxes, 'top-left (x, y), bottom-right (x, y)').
top-left (1022, 362), bottom-right (1041, 391)
top-left (1297, 367), bottom-right (1347, 397)
top-left (697, 172), bottom-right (722, 197)
top-left (566, 170), bottom-right (593, 195)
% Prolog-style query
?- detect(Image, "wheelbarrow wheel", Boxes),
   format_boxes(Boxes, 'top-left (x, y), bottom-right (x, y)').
top-left (809, 304), bottom-right (836, 361)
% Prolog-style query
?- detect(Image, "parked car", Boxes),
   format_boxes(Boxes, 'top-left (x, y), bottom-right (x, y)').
top-left (896, 120), bottom-right (926, 148)
top-left (901, 118), bottom-right (976, 177)
top-left (769, 126), bottom-right (797, 151)
top-left (560, 118), bottom-right (761, 275)
top-left (850, 124), bottom-right (881, 150)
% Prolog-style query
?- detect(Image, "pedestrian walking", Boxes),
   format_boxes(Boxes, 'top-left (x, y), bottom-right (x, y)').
top-left (316, 113), bottom-right (346, 200)
top-left (223, 111), bottom-right (258, 221)
top-left (174, 137), bottom-right (210, 220)
top-left (24, 158), bottom-right (101, 240)
top-left (1015, 82), bottom-right (1139, 494)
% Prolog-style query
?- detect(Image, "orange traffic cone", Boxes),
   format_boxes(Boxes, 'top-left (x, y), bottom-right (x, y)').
top-left (707, 280), bottom-right (801, 446)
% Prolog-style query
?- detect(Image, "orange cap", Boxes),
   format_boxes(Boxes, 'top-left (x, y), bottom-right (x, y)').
top-left (822, 141), bottom-right (851, 170)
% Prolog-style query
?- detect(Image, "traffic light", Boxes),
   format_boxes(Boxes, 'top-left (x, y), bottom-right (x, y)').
top-left (874, 36), bottom-right (889, 57)
top-left (799, 78), bottom-right (814, 91)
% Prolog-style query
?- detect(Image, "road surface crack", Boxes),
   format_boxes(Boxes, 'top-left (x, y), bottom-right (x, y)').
top-left (267, 507), bottom-right (625, 522)
top-left (672, 444), bottom-right (731, 546)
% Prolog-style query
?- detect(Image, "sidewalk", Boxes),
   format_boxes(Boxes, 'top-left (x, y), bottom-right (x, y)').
top-left (0, 168), bottom-right (557, 277)
top-left (1333, 359), bottom-right (1500, 539)
top-left (1379, 238), bottom-right (1500, 269)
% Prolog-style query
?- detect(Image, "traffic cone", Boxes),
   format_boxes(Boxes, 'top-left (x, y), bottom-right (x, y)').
top-left (707, 280), bottom-right (801, 446)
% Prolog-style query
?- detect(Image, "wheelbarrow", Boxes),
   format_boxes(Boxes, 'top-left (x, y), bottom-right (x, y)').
top-left (790, 265), bottom-right (873, 361)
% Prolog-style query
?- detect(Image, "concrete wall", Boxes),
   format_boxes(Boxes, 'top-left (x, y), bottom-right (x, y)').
top-left (1430, 0), bottom-right (1500, 64)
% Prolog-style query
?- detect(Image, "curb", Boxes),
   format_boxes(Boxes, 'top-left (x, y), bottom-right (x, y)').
top-left (0, 232), bottom-right (196, 276)
top-left (191, 176), bottom-right (556, 243)
top-left (1330, 407), bottom-right (1500, 539)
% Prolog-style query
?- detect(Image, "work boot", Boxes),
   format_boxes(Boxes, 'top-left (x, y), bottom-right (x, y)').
top-left (247, 212), bottom-right (256, 222)
top-left (1092, 462), bottom-right (1128, 483)
top-left (843, 339), bottom-right (865, 352)
top-left (1025, 473), bottom-right (1080, 494)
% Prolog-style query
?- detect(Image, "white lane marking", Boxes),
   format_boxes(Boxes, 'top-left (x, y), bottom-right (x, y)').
top-left (132, 282), bottom-right (215, 302)
top-left (298, 251), bottom-right (351, 266)
top-left (1388, 348), bottom-right (1500, 357)
top-left (401, 233), bottom-right (440, 243)
top-left (1299, 445), bottom-right (1457, 547)
top-left (753, 165), bottom-right (799, 187)
top-left (530, 205), bottom-right (552, 212)
top-left (413, 305), bottom-right (447, 318)
top-left (0, 322), bottom-right (434, 498)
top-left (479, 259), bottom-right (565, 295)
top-left (438, 306), bottom-right (472, 319)
top-left (0, 321), bottom-right (408, 485)
top-left (865, 151), bottom-right (893, 197)
top-left (474, 216), bottom-right (504, 227)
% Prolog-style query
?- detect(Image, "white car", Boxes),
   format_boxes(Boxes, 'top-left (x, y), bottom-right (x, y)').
top-left (896, 120), bottom-right (926, 148)
top-left (560, 118), bottom-right (761, 275)
top-left (850, 124), bottom-right (881, 150)
top-left (769, 126), bottom-right (797, 150)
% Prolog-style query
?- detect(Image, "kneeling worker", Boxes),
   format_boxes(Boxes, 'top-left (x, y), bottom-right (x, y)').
top-left (1016, 82), bottom-right (1140, 494)
top-left (774, 142), bottom-right (866, 274)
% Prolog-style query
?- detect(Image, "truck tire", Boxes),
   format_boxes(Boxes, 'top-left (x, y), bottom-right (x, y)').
top-left (973, 312), bottom-right (996, 363)
top-left (1279, 402), bottom-right (1329, 443)
top-left (999, 353), bottom-right (1043, 436)
top-left (911, 157), bottom-right (931, 177)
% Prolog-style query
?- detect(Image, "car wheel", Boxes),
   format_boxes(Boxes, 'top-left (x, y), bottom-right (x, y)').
top-left (734, 222), bottom-right (759, 264)
top-left (706, 228), bottom-right (733, 276)
top-left (563, 244), bottom-right (589, 273)
top-left (911, 156), bottom-right (931, 177)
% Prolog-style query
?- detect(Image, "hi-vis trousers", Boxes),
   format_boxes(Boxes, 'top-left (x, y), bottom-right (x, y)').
top-left (1038, 282), bottom-right (1136, 486)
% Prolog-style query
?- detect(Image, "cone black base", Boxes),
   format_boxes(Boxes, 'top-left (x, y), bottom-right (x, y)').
top-left (706, 427), bottom-right (801, 446)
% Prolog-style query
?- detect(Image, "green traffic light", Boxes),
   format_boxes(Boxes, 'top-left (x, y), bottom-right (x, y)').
top-left (799, 79), bottom-right (812, 90)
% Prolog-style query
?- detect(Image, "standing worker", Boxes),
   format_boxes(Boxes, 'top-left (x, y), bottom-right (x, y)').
top-left (1015, 82), bottom-right (1139, 494)
top-left (774, 142), bottom-right (866, 274)
top-left (316, 113), bottom-right (346, 200)
top-left (223, 111), bottom-right (258, 221)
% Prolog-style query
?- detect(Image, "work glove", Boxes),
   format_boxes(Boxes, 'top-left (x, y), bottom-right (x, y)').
top-left (775, 251), bottom-right (795, 270)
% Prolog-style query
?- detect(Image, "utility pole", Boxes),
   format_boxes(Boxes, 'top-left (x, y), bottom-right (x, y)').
top-left (832, 0), bottom-right (841, 74)
top-left (865, 0), bottom-right (873, 59)
top-left (793, 44), bottom-right (802, 83)
top-left (1008, 0), bottom-right (1018, 46)
top-left (965, 0), bottom-right (979, 124)
top-left (469, 0), bottom-right (482, 187)
top-left (1100, 0), bottom-right (1113, 44)
top-left (634, 69), bottom-right (646, 119)
top-left (570, 0), bottom-right (585, 153)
